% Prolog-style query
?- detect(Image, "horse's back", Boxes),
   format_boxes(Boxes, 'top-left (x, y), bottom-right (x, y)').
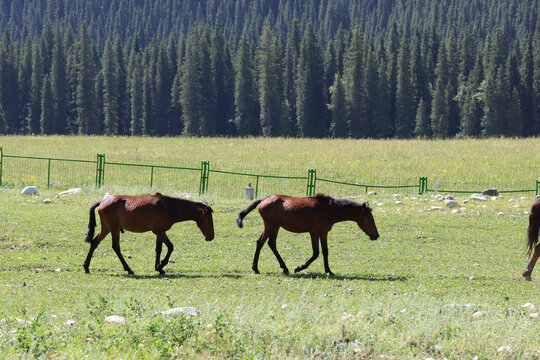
top-left (259, 195), bottom-right (329, 233)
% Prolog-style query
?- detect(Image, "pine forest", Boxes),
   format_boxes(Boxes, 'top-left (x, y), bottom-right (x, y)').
top-left (0, 0), bottom-right (539, 138)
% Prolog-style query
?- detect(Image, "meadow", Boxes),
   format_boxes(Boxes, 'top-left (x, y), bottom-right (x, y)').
top-left (0, 136), bottom-right (539, 359)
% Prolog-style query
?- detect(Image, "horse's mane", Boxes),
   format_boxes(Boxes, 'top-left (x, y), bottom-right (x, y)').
top-left (315, 193), bottom-right (370, 211)
top-left (156, 192), bottom-right (213, 213)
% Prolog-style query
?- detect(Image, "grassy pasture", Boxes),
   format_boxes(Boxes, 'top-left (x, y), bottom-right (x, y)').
top-left (0, 136), bottom-right (539, 359)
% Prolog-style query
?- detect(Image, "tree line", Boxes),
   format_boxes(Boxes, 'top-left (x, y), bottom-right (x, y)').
top-left (0, 19), bottom-right (540, 138)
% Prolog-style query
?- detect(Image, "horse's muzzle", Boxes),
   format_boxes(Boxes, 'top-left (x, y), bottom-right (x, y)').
top-left (370, 234), bottom-right (380, 241)
top-left (205, 235), bottom-right (214, 241)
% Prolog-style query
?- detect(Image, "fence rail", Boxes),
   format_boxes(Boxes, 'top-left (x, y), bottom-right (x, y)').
top-left (0, 147), bottom-right (538, 198)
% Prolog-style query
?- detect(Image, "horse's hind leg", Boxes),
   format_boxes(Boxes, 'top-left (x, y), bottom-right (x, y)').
top-left (267, 230), bottom-right (289, 275)
top-left (111, 231), bottom-right (134, 275)
top-left (156, 232), bottom-right (174, 274)
top-left (252, 229), bottom-right (270, 274)
top-left (83, 227), bottom-right (110, 274)
top-left (522, 244), bottom-right (540, 281)
top-left (154, 236), bottom-right (164, 274)
top-left (294, 232), bottom-right (320, 273)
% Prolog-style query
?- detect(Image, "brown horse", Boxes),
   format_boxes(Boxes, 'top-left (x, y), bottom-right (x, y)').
top-left (522, 199), bottom-right (540, 281)
top-left (236, 194), bottom-right (379, 275)
top-left (83, 193), bottom-right (214, 275)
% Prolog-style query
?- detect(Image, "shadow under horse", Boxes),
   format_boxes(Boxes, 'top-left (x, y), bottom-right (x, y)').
top-left (237, 194), bottom-right (380, 276)
top-left (523, 199), bottom-right (540, 281)
top-left (83, 193), bottom-right (214, 275)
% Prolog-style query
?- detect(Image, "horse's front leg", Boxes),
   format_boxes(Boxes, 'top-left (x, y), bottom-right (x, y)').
top-left (320, 233), bottom-right (334, 276)
top-left (155, 236), bottom-right (164, 274)
top-left (294, 233), bottom-right (319, 273)
top-left (523, 244), bottom-right (540, 281)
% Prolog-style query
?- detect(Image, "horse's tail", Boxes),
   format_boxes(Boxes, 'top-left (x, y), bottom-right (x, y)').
top-left (85, 201), bottom-right (101, 243)
top-left (527, 204), bottom-right (540, 256)
top-left (236, 199), bottom-right (262, 228)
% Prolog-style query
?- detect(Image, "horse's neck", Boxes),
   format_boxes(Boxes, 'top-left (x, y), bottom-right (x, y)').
top-left (171, 201), bottom-right (198, 222)
top-left (330, 205), bottom-right (357, 224)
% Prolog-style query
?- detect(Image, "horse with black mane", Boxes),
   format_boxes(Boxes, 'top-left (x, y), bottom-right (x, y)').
top-left (83, 192), bottom-right (214, 275)
top-left (522, 199), bottom-right (540, 281)
top-left (237, 194), bottom-right (379, 276)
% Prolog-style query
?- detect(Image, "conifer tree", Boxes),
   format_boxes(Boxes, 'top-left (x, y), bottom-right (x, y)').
top-left (284, 19), bottom-right (300, 136)
top-left (414, 97), bottom-right (430, 137)
top-left (102, 39), bottom-right (119, 134)
top-left (328, 73), bottom-right (346, 138)
top-left (395, 35), bottom-right (415, 138)
top-left (40, 74), bottom-right (54, 134)
top-left (27, 40), bottom-right (43, 134)
top-left (130, 55), bottom-right (144, 135)
top-left (234, 32), bottom-right (259, 136)
top-left (51, 26), bottom-right (68, 134)
top-left (296, 23), bottom-right (325, 137)
top-left (343, 26), bottom-right (365, 137)
top-left (211, 27), bottom-right (235, 135)
top-left (75, 23), bottom-right (99, 134)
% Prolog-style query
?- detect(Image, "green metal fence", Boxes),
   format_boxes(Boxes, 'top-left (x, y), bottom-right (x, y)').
top-left (0, 147), bottom-right (538, 198)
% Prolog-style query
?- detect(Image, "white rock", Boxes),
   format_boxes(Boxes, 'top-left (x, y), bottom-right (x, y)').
top-left (430, 206), bottom-right (444, 211)
top-left (472, 311), bottom-right (486, 319)
top-left (55, 268), bottom-right (61, 272)
top-left (104, 315), bottom-right (125, 324)
top-left (43, 198), bottom-right (51, 203)
top-left (530, 313), bottom-right (538, 318)
top-left (444, 199), bottom-right (457, 207)
top-left (522, 303), bottom-right (534, 309)
top-left (281, 304), bottom-right (288, 310)
top-left (491, 196), bottom-right (497, 201)
top-left (21, 186), bottom-right (38, 195)
top-left (468, 276), bottom-right (474, 281)
top-left (520, 197), bottom-right (527, 200)
top-left (513, 204), bottom-right (520, 208)
top-left (367, 191), bottom-right (376, 195)
top-left (451, 209), bottom-right (459, 214)
top-left (395, 200), bottom-right (402, 205)
top-left (460, 207), bottom-right (467, 212)
top-left (444, 195), bottom-right (454, 200)
top-left (411, 196), bottom-right (417, 200)
top-left (497, 212), bottom-right (504, 216)
top-left (64, 320), bottom-right (76, 326)
top-left (497, 346), bottom-right (512, 353)
top-left (470, 194), bottom-right (487, 201)
top-left (376, 202), bottom-right (383, 206)
top-left (160, 307), bottom-right (200, 316)
top-left (434, 194), bottom-right (444, 200)
top-left (58, 188), bottom-right (82, 196)
top-left (16, 318), bottom-right (28, 324)
top-left (462, 199), bottom-right (468, 204)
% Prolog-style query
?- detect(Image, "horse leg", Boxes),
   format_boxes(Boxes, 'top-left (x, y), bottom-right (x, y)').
top-left (154, 236), bottom-right (164, 274)
top-left (83, 228), bottom-right (109, 274)
top-left (157, 233), bottom-right (174, 274)
top-left (294, 233), bottom-right (319, 273)
top-left (111, 231), bottom-right (134, 275)
top-left (267, 230), bottom-right (289, 275)
top-left (320, 233), bottom-right (334, 276)
top-left (252, 230), bottom-right (270, 274)
top-left (522, 244), bottom-right (540, 281)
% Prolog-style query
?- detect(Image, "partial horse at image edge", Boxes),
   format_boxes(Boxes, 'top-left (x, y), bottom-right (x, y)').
top-left (237, 194), bottom-right (379, 276)
top-left (522, 199), bottom-right (540, 281)
top-left (83, 192), bottom-right (214, 275)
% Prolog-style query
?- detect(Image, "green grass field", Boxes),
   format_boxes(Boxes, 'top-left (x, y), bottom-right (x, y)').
top-left (0, 136), bottom-right (539, 359)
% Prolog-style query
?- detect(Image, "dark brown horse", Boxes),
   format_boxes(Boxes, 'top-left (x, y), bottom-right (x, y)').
top-left (236, 194), bottom-right (379, 275)
top-left (83, 193), bottom-right (214, 275)
top-left (522, 199), bottom-right (540, 281)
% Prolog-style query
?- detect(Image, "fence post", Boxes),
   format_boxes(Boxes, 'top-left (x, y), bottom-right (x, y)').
top-left (0, 147), bottom-right (3, 186)
top-left (199, 161), bottom-right (210, 196)
top-left (47, 159), bottom-right (51, 189)
top-left (537, 180), bottom-right (539, 196)
top-left (418, 177), bottom-right (428, 195)
top-left (306, 169), bottom-right (317, 196)
top-left (95, 153), bottom-right (105, 189)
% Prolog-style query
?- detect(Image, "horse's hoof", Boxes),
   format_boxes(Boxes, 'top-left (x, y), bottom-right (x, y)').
top-left (252, 268), bottom-right (260, 274)
top-left (158, 270), bottom-right (165, 275)
top-left (127, 270), bottom-right (135, 275)
top-left (326, 271), bottom-right (335, 277)
top-left (522, 271), bottom-right (532, 281)
top-left (283, 269), bottom-right (290, 275)
top-left (83, 265), bottom-right (90, 274)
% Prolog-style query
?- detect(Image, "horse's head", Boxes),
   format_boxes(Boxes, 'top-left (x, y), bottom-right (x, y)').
top-left (356, 202), bottom-right (379, 240)
top-left (196, 204), bottom-right (215, 241)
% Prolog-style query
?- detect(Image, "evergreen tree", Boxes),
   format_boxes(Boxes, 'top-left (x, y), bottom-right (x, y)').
top-left (234, 32), bottom-right (259, 136)
top-left (27, 40), bottom-right (43, 134)
top-left (40, 74), bottom-right (54, 134)
top-left (395, 35), bottom-right (415, 138)
top-left (102, 38), bottom-right (119, 134)
top-left (198, 27), bottom-right (217, 136)
top-left (533, 18), bottom-right (540, 134)
top-left (0, 31), bottom-right (19, 133)
top-left (519, 37), bottom-right (534, 136)
top-left (414, 97), bottom-right (430, 137)
top-left (507, 86), bottom-right (523, 136)
top-left (460, 55), bottom-right (484, 136)
top-left (328, 73), bottom-right (346, 138)
top-left (130, 55), bottom-right (144, 135)
top-left (113, 37), bottom-right (129, 135)
top-left (283, 19), bottom-right (300, 136)
top-left (75, 23), bottom-right (99, 134)
top-left (343, 26), bottom-right (366, 137)
top-left (430, 43), bottom-right (449, 137)
top-left (296, 23), bottom-right (325, 137)
top-left (180, 29), bottom-right (202, 135)
top-left (51, 26), bottom-right (68, 134)
top-left (154, 44), bottom-right (173, 135)
top-left (211, 27), bottom-right (235, 135)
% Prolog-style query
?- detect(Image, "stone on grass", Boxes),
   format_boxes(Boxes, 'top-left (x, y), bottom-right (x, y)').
top-left (497, 212), bottom-right (504, 216)
top-left (43, 198), bottom-right (51, 203)
top-left (530, 313), bottom-right (538, 318)
top-left (64, 320), bottom-right (76, 326)
top-left (434, 194), bottom-right (444, 200)
top-left (21, 186), bottom-right (38, 195)
top-left (367, 191), bottom-right (376, 195)
top-left (470, 194), bottom-right (487, 201)
top-left (160, 307), bottom-right (200, 317)
top-left (395, 200), bottom-right (402, 205)
top-left (491, 196), bottom-right (498, 201)
top-left (451, 209), bottom-right (459, 214)
top-left (16, 318), bottom-right (29, 324)
top-left (104, 315), bottom-right (125, 324)
top-left (497, 346), bottom-right (512, 353)
top-left (482, 188), bottom-right (498, 196)
top-left (444, 195), bottom-right (454, 200)
top-left (58, 188), bottom-right (82, 196)
top-left (430, 206), bottom-right (444, 211)
top-left (472, 311), bottom-right (486, 319)
top-left (444, 199), bottom-right (457, 207)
